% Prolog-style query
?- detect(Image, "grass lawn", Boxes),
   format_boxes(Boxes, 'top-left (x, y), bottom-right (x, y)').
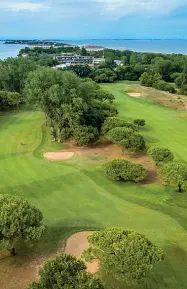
top-left (0, 83), bottom-right (187, 289)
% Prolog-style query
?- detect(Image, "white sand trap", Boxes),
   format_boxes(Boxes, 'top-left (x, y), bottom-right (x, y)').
top-left (65, 232), bottom-right (99, 274)
top-left (44, 152), bottom-right (74, 160)
top-left (128, 92), bottom-right (142, 98)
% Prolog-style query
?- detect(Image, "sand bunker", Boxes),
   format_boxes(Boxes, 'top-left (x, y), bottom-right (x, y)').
top-left (128, 92), bottom-right (142, 98)
top-left (65, 231), bottom-right (99, 274)
top-left (44, 152), bottom-right (74, 160)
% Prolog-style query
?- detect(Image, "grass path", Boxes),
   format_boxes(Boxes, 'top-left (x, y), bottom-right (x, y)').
top-left (0, 84), bottom-right (187, 288)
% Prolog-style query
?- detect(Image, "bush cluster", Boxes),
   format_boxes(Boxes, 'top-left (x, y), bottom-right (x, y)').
top-left (103, 159), bottom-right (147, 182)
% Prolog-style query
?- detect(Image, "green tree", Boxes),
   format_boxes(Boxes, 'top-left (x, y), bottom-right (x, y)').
top-left (73, 126), bottom-right (98, 146)
top-left (24, 68), bottom-right (115, 144)
top-left (82, 228), bottom-right (164, 285)
top-left (103, 159), bottom-right (147, 182)
top-left (0, 58), bottom-right (37, 93)
top-left (0, 91), bottom-right (21, 110)
top-left (159, 162), bottom-right (187, 192)
top-left (105, 127), bottom-right (134, 143)
top-left (133, 119), bottom-right (146, 128)
top-left (101, 117), bottom-right (137, 135)
top-left (120, 133), bottom-right (146, 152)
top-left (148, 146), bottom-right (174, 165)
top-left (0, 195), bottom-right (45, 256)
top-left (29, 254), bottom-right (104, 289)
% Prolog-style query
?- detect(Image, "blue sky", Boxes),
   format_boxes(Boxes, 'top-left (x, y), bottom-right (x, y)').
top-left (0, 0), bottom-right (187, 39)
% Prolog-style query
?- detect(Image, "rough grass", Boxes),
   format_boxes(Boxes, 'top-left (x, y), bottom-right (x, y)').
top-left (0, 86), bottom-right (187, 288)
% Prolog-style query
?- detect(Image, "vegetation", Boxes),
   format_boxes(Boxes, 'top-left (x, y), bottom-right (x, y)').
top-left (160, 162), bottom-right (187, 192)
top-left (133, 118), bottom-right (146, 128)
top-left (105, 127), bottom-right (135, 143)
top-left (104, 159), bottom-right (147, 182)
top-left (101, 117), bottom-right (137, 135)
top-left (24, 68), bottom-right (116, 144)
top-left (82, 228), bottom-right (164, 285)
top-left (0, 90), bottom-right (21, 110)
top-left (29, 254), bottom-right (104, 289)
top-left (120, 133), bottom-right (146, 152)
top-left (148, 146), bottom-right (174, 165)
top-left (0, 195), bottom-right (45, 256)
top-left (17, 46), bottom-right (187, 96)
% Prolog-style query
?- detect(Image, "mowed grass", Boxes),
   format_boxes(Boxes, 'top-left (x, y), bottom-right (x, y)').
top-left (102, 82), bottom-right (187, 162)
top-left (0, 83), bottom-right (187, 288)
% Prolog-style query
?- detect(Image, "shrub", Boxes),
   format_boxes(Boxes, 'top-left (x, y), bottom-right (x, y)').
top-left (148, 146), bottom-right (174, 164)
top-left (103, 159), bottom-right (147, 182)
top-left (73, 126), bottom-right (98, 146)
top-left (105, 127), bottom-right (134, 143)
top-left (133, 119), bottom-right (145, 128)
top-left (153, 80), bottom-right (176, 93)
top-left (120, 134), bottom-right (146, 152)
top-left (101, 117), bottom-right (137, 135)
top-left (180, 84), bottom-right (187, 96)
top-left (82, 228), bottom-right (165, 285)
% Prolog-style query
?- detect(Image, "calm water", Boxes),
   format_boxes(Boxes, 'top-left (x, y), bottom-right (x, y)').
top-left (0, 41), bottom-right (26, 60)
top-left (1, 39), bottom-right (187, 60)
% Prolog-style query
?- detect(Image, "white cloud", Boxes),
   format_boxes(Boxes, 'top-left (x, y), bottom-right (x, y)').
top-left (96, 0), bottom-right (187, 18)
top-left (1, 2), bottom-right (49, 12)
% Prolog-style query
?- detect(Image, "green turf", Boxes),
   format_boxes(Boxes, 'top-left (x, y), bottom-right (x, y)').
top-left (1, 83), bottom-right (187, 288)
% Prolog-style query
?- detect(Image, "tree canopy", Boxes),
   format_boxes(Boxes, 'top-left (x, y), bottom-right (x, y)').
top-left (148, 146), bottom-right (174, 164)
top-left (0, 195), bottom-right (45, 256)
top-left (82, 228), bottom-right (164, 285)
top-left (103, 159), bottom-right (147, 182)
top-left (24, 68), bottom-right (116, 144)
top-left (29, 254), bottom-right (104, 289)
top-left (159, 162), bottom-right (187, 192)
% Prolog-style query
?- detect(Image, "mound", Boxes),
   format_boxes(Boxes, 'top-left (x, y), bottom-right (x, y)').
top-left (65, 231), bottom-right (99, 274)
top-left (128, 92), bottom-right (142, 98)
top-left (44, 152), bottom-right (74, 160)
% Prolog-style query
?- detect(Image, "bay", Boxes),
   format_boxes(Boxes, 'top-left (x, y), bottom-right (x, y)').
top-left (1, 39), bottom-right (187, 60)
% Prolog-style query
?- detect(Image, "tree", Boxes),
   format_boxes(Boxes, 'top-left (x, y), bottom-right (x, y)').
top-left (140, 71), bottom-right (161, 87)
top-left (73, 126), bottom-right (98, 146)
top-left (0, 58), bottom-right (37, 93)
top-left (133, 119), bottom-right (145, 128)
top-left (29, 254), bottom-right (104, 289)
top-left (82, 228), bottom-right (164, 285)
top-left (24, 68), bottom-right (116, 144)
top-left (105, 127), bottom-right (134, 143)
top-left (154, 58), bottom-right (174, 82)
top-left (120, 133), bottom-right (146, 152)
top-left (0, 91), bottom-right (21, 110)
top-left (101, 117), bottom-right (137, 135)
top-left (159, 162), bottom-right (187, 192)
top-left (103, 159), bottom-right (147, 182)
top-left (93, 68), bottom-right (117, 83)
top-left (0, 195), bottom-right (45, 256)
top-left (148, 146), bottom-right (174, 165)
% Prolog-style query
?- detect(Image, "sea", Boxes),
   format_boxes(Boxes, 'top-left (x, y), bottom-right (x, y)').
top-left (1, 39), bottom-right (187, 60)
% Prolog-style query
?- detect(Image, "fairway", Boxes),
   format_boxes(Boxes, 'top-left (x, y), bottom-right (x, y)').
top-left (1, 83), bottom-right (187, 289)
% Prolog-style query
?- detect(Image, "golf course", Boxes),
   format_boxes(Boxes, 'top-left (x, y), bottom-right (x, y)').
top-left (1, 81), bottom-right (187, 289)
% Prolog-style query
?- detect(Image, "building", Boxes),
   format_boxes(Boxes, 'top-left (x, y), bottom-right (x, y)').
top-left (54, 54), bottom-right (104, 67)
top-left (83, 45), bottom-right (104, 52)
top-left (114, 60), bottom-right (123, 66)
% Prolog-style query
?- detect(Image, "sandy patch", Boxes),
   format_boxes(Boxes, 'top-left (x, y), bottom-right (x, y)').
top-left (44, 152), bottom-right (74, 160)
top-left (128, 92), bottom-right (142, 98)
top-left (65, 231), bottom-right (99, 274)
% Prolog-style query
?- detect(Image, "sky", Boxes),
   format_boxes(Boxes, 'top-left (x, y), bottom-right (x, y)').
top-left (1, 0), bottom-right (187, 39)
